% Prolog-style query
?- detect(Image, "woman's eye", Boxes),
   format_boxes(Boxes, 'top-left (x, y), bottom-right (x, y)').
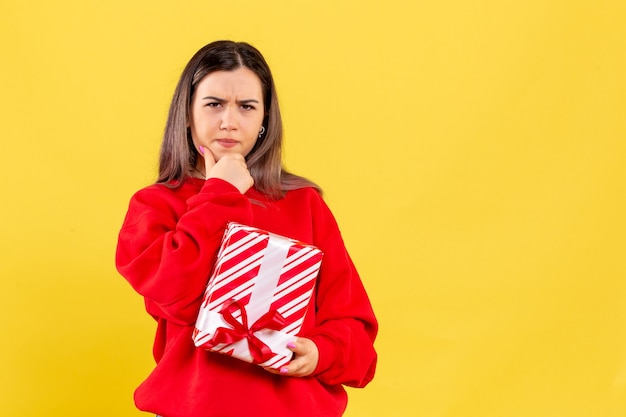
top-left (241, 104), bottom-right (255, 110)
top-left (206, 102), bottom-right (221, 108)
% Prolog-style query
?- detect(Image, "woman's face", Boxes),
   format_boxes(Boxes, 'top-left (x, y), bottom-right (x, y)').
top-left (189, 67), bottom-right (265, 161)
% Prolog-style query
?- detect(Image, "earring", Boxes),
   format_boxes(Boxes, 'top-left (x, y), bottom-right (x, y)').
top-left (258, 126), bottom-right (266, 138)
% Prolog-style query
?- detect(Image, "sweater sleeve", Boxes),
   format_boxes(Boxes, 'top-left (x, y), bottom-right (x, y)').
top-left (115, 179), bottom-right (253, 325)
top-left (304, 194), bottom-right (378, 388)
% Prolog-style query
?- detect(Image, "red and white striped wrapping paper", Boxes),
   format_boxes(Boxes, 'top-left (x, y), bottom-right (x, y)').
top-left (193, 222), bottom-right (323, 370)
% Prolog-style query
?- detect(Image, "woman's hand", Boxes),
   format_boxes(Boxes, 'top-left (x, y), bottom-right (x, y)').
top-left (264, 337), bottom-right (319, 377)
top-left (201, 146), bottom-right (254, 194)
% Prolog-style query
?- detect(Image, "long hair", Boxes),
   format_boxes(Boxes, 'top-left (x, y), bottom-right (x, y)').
top-left (157, 40), bottom-right (320, 198)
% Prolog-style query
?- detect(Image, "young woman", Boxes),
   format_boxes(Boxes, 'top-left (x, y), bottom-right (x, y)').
top-left (116, 40), bottom-right (377, 417)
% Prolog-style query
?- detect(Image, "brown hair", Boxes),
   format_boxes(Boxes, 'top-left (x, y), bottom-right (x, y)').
top-left (157, 40), bottom-right (320, 198)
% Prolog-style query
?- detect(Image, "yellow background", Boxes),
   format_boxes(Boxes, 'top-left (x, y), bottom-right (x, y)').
top-left (1, 0), bottom-right (624, 416)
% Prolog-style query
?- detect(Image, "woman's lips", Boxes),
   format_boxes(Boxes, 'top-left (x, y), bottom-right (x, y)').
top-left (216, 139), bottom-right (238, 148)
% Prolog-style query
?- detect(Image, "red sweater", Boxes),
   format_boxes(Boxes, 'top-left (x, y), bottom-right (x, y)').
top-left (116, 177), bottom-right (378, 417)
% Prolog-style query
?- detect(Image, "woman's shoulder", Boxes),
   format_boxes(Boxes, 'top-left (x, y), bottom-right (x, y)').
top-left (130, 178), bottom-right (201, 206)
top-left (280, 186), bottom-right (336, 219)
top-left (282, 185), bottom-right (324, 203)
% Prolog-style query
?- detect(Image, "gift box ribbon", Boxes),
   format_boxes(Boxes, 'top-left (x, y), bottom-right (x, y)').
top-left (210, 299), bottom-right (287, 364)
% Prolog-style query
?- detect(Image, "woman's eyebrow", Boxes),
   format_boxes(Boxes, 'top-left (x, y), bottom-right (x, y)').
top-left (201, 96), bottom-right (260, 104)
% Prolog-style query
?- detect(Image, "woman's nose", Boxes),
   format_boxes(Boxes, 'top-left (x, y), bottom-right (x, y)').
top-left (219, 106), bottom-right (237, 131)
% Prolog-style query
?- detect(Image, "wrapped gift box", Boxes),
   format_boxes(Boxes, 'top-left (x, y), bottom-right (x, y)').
top-left (193, 222), bottom-right (323, 370)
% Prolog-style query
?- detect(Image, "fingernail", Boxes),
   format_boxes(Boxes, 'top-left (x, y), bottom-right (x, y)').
top-left (287, 342), bottom-right (296, 349)
top-left (198, 146), bottom-right (204, 155)
top-left (280, 367), bottom-right (289, 374)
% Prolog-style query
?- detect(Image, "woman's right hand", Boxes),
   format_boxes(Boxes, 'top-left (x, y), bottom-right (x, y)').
top-left (201, 146), bottom-right (254, 194)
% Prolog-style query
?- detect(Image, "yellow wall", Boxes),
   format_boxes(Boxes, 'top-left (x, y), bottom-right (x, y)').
top-left (1, 1), bottom-right (624, 416)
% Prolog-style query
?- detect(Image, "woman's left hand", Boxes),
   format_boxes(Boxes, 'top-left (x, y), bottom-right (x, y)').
top-left (264, 337), bottom-right (319, 377)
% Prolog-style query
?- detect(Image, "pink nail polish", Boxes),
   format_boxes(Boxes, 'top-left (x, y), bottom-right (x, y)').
top-left (198, 146), bottom-right (205, 155)
top-left (280, 367), bottom-right (289, 374)
top-left (287, 342), bottom-right (296, 349)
